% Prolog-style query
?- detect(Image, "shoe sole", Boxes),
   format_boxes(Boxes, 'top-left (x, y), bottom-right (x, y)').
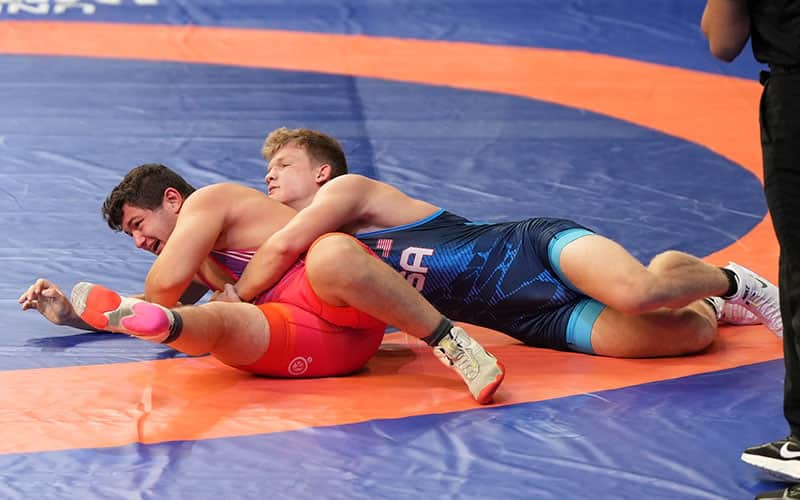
top-left (475, 361), bottom-right (506, 405)
top-left (71, 282), bottom-right (171, 337)
top-left (71, 282), bottom-right (121, 330)
top-left (741, 453), bottom-right (800, 482)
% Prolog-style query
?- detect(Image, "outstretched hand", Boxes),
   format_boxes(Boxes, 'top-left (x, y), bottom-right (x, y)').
top-left (19, 278), bottom-right (77, 325)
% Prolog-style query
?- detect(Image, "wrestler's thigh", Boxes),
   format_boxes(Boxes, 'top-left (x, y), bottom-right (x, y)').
top-left (558, 235), bottom-right (651, 306)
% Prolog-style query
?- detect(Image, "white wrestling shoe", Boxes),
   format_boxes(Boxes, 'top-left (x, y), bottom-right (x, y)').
top-left (433, 326), bottom-right (505, 404)
top-left (71, 282), bottom-right (176, 342)
top-left (724, 262), bottom-right (783, 337)
top-left (721, 302), bottom-right (761, 325)
top-left (707, 296), bottom-right (760, 325)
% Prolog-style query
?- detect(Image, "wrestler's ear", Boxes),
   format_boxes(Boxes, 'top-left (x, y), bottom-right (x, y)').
top-left (316, 163), bottom-right (333, 184)
top-left (162, 187), bottom-right (184, 212)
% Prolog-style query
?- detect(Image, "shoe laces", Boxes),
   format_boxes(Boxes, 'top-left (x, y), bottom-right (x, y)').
top-left (438, 332), bottom-right (479, 381)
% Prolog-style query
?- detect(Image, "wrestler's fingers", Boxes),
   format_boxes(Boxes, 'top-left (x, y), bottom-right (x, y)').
top-left (40, 287), bottom-right (63, 298)
top-left (20, 297), bottom-right (41, 310)
top-left (18, 284), bottom-right (39, 303)
top-left (19, 278), bottom-right (57, 303)
top-left (30, 278), bottom-right (50, 295)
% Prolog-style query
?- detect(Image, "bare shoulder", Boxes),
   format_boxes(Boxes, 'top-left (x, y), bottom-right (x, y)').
top-left (324, 174), bottom-right (379, 192)
top-left (324, 174), bottom-right (438, 228)
top-left (188, 183), bottom-right (264, 204)
top-left (323, 174), bottom-right (405, 199)
top-left (180, 183), bottom-right (279, 221)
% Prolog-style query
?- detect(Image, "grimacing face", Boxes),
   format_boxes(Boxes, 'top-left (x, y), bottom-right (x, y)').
top-left (120, 199), bottom-right (180, 256)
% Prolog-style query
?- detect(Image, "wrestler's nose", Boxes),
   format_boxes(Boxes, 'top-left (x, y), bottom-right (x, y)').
top-left (133, 231), bottom-right (147, 249)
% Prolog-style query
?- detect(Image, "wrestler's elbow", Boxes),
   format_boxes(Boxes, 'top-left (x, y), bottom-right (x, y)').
top-left (144, 273), bottom-right (185, 307)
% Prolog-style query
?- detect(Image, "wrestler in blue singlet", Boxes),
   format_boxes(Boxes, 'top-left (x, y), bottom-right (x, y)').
top-left (356, 209), bottom-right (606, 353)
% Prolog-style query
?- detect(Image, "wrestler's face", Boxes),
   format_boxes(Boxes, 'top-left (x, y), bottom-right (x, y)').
top-left (120, 190), bottom-right (181, 255)
top-left (265, 142), bottom-right (328, 210)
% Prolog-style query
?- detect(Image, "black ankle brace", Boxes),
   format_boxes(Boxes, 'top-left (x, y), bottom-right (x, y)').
top-left (720, 268), bottom-right (739, 299)
top-left (161, 311), bottom-right (184, 344)
top-left (422, 317), bottom-right (453, 346)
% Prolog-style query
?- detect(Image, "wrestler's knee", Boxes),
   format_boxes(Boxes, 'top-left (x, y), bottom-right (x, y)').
top-left (648, 249), bottom-right (681, 266)
top-left (676, 307), bottom-right (716, 351)
top-left (655, 306), bottom-right (716, 353)
top-left (305, 233), bottom-right (371, 289)
top-left (647, 250), bottom-right (697, 273)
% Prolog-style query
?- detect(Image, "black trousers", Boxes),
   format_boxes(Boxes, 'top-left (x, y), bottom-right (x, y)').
top-left (760, 69), bottom-right (800, 436)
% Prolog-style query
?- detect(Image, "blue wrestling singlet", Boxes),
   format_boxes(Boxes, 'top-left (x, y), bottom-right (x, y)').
top-left (356, 210), bottom-right (603, 352)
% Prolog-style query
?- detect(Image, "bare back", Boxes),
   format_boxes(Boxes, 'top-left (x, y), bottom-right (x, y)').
top-left (208, 183), bottom-right (299, 251)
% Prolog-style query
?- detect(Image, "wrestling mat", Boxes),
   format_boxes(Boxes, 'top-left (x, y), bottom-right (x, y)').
top-left (0, 1), bottom-right (785, 498)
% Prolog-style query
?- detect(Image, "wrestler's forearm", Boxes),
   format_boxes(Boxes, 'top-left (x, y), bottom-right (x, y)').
top-left (234, 241), bottom-right (300, 302)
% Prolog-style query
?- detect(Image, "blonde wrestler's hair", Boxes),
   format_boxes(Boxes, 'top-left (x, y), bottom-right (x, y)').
top-left (262, 127), bottom-right (349, 178)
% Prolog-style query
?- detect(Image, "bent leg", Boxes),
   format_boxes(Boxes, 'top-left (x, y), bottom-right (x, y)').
top-left (304, 233), bottom-right (444, 338)
top-left (557, 234), bottom-right (729, 314)
top-left (590, 300), bottom-right (718, 358)
top-left (72, 282), bottom-right (269, 367)
top-left (304, 233), bottom-right (504, 403)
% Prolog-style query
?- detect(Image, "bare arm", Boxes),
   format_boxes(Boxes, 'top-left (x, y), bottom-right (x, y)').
top-left (145, 189), bottom-right (226, 307)
top-left (701, 0), bottom-right (750, 62)
top-left (234, 175), bottom-right (373, 301)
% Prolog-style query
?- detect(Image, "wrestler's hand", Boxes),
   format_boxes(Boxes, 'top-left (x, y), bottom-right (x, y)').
top-left (211, 283), bottom-right (243, 303)
top-left (19, 278), bottom-right (76, 325)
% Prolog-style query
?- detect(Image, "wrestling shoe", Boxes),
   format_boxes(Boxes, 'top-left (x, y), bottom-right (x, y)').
top-left (433, 326), bottom-right (505, 404)
top-left (742, 437), bottom-right (800, 482)
top-left (706, 296), bottom-right (760, 325)
top-left (71, 282), bottom-right (175, 342)
top-left (724, 262), bottom-right (783, 336)
top-left (756, 485), bottom-right (800, 499)
top-left (722, 301), bottom-right (761, 325)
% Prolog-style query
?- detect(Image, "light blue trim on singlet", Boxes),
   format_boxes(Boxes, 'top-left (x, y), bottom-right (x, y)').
top-left (547, 228), bottom-right (595, 291)
top-left (356, 208), bottom-right (445, 238)
top-left (565, 298), bottom-right (606, 354)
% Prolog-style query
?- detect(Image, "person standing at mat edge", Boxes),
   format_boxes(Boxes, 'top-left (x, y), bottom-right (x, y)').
top-left (702, 1), bottom-right (800, 498)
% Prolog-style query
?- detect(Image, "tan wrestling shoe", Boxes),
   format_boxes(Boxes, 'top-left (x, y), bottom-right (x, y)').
top-left (433, 325), bottom-right (505, 404)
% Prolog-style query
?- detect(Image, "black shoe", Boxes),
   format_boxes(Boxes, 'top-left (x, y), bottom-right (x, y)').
top-left (756, 484), bottom-right (800, 499)
top-left (743, 437), bottom-right (800, 481)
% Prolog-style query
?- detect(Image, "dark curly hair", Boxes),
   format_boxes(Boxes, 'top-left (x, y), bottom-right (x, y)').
top-left (102, 163), bottom-right (195, 231)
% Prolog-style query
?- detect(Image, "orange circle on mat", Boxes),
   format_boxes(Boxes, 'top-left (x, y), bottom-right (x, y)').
top-left (0, 21), bottom-right (780, 453)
